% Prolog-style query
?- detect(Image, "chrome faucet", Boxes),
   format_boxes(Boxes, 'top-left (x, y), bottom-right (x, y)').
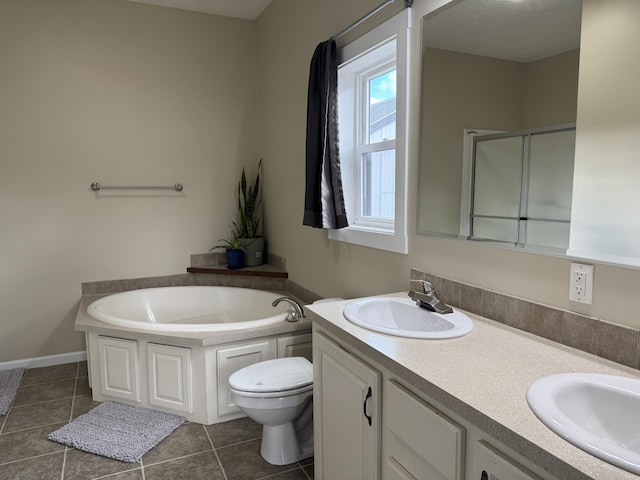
top-left (408, 280), bottom-right (453, 314)
top-left (272, 296), bottom-right (305, 322)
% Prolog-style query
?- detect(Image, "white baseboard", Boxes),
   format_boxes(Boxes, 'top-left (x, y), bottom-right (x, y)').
top-left (0, 351), bottom-right (87, 371)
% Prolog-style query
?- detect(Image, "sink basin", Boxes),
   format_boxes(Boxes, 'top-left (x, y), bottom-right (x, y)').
top-left (343, 297), bottom-right (473, 339)
top-left (527, 373), bottom-right (640, 475)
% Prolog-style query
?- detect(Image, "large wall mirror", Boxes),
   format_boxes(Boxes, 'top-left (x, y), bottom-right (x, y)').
top-left (417, 0), bottom-right (582, 255)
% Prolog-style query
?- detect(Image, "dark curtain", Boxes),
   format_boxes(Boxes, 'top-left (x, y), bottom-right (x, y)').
top-left (303, 39), bottom-right (349, 229)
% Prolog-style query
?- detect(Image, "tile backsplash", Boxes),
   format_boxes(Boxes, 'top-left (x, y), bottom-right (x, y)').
top-left (411, 268), bottom-right (640, 370)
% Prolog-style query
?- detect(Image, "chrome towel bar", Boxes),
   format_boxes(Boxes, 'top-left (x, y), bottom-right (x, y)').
top-left (90, 182), bottom-right (183, 192)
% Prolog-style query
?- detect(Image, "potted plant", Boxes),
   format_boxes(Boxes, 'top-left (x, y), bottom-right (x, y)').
top-left (210, 235), bottom-right (246, 270)
top-left (233, 159), bottom-right (265, 267)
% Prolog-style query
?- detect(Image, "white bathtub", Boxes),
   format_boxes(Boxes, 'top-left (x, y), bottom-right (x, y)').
top-left (86, 286), bottom-right (291, 333)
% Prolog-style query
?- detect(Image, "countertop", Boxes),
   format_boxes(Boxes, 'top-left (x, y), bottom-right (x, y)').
top-left (307, 292), bottom-right (640, 480)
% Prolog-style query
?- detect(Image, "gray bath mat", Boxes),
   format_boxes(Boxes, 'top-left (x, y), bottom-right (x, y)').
top-left (0, 368), bottom-right (26, 415)
top-left (48, 400), bottom-right (186, 463)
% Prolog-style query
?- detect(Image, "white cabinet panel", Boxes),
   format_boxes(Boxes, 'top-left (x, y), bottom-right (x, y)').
top-left (476, 441), bottom-right (542, 480)
top-left (385, 379), bottom-right (465, 480)
top-left (216, 339), bottom-right (276, 417)
top-left (97, 336), bottom-right (140, 402)
top-left (147, 343), bottom-right (192, 414)
top-left (277, 333), bottom-right (313, 361)
top-left (314, 331), bottom-right (381, 480)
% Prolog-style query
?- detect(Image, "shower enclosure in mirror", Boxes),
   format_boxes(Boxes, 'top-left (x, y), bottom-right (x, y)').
top-left (416, 0), bottom-right (581, 255)
top-left (465, 125), bottom-right (575, 252)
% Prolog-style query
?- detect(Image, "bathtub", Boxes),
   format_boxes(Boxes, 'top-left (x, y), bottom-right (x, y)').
top-left (86, 286), bottom-right (291, 333)
top-left (79, 285), bottom-right (312, 425)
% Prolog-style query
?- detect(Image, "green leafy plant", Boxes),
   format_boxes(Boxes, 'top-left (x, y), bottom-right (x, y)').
top-left (233, 159), bottom-right (263, 239)
top-left (210, 234), bottom-right (245, 252)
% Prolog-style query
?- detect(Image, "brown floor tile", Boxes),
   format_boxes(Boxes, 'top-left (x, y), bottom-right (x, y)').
top-left (303, 463), bottom-right (314, 479)
top-left (0, 423), bottom-right (66, 464)
top-left (216, 439), bottom-right (292, 480)
top-left (143, 422), bottom-right (212, 465)
top-left (14, 378), bottom-right (76, 406)
top-left (205, 416), bottom-right (262, 447)
top-left (63, 448), bottom-right (141, 480)
top-left (105, 470), bottom-right (144, 480)
top-left (72, 394), bottom-right (100, 418)
top-left (266, 469), bottom-right (311, 480)
top-left (75, 375), bottom-right (91, 396)
top-left (144, 451), bottom-right (225, 480)
top-left (22, 363), bottom-right (78, 386)
top-left (0, 452), bottom-right (64, 480)
top-left (78, 361), bottom-right (88, 377)
top-left (3, 398), bottom-right (72, 432)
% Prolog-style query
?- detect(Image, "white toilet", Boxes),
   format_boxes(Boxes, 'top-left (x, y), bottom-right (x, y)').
top-left (228, 357), bottom-right (314, 465)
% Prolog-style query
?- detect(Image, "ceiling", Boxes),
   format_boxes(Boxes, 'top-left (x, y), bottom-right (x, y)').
top-left (422, 0), bottom-right (582, 63)
top-left (125, 0), bottom-right (272, 20)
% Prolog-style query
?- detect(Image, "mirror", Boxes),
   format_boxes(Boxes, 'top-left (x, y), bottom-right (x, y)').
top-left (416, 0), bottom-right (582, 255)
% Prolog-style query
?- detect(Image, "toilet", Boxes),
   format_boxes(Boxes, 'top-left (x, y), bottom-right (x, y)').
top-left (228, 357), bottom-right (314, 465)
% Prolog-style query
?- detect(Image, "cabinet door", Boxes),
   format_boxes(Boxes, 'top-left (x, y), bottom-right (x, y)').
top-left (277, 333), bottom-right (312, 361)
top-left (313, 331), bottom-right (381, 480)
top-left (216, 339), bottom-right (276, 416)
top-left (97, 336), bottom-right (140, 402)
top-left (385, 380), bottom-right (465, 480)
top-left (147, 343), bottom-right (192, 414)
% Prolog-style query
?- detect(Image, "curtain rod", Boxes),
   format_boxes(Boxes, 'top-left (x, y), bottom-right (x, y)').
top-left (333, 0), bottom-right (413, 41)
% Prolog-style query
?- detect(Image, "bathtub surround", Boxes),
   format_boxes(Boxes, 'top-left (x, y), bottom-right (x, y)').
top-left (411, 268), bottom-right (640, 369)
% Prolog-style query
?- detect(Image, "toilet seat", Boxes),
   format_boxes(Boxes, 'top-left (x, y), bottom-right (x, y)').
top-left (229, 357), bottom-right (313, 395)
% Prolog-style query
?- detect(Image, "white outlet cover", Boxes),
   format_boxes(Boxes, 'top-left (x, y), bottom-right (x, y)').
top-left (569, 263), bottom-right (594, 304)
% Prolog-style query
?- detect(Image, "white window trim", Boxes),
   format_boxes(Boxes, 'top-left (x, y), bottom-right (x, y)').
top-left (328, 9), bottom-right (411, 254)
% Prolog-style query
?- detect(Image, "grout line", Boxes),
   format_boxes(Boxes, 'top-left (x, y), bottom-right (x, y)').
top-left (203, 425), bottom-right (228, 480)
top-left (0, 450), bottom-right (64, 467)
top-left (0, 411), bottom-right (7, 433)
top-left (60, 448), bottom-right (68, 480)
top-left (1, 419), bottom-right (71, 436)
top-left (90, 466), bottom-right (143, 480)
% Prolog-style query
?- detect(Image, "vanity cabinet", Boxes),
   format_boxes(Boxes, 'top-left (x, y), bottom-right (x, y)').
top-left (313, 325), bottom-right (551, 480)
top-left (384, 379), bottom-right (464, 480)
top-left (313, 331), bottom-right (381, 480)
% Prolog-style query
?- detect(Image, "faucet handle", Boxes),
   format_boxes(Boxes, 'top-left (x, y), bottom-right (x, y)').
top-left (412, 279), bottom-right (436, 294)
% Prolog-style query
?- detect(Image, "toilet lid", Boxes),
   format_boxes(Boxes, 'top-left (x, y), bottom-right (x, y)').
top-left (228, 357), bottom-right (313, 393)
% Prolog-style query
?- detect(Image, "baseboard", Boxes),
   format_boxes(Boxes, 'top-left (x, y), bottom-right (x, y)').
top-left (0, 351), bottom-right (87, 371)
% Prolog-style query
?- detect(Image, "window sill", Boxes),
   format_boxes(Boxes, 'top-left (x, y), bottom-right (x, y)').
top-left (328, 225), bottom-right (408, 254)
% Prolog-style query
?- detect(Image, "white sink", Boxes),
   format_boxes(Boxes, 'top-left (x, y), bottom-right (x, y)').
top-left (343, 297), bottom-right (473, 339)
top-left (527, 373), bottom-right (640, 475)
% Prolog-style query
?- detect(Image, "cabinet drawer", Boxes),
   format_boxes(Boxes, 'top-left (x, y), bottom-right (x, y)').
top-left (386, 380), bottom-right (464, 480)
top-left (476, 441), bottom-right (542, 480)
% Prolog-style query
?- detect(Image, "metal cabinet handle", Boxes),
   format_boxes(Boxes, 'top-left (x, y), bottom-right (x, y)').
top-left (363, 386), bottom-right (373, 426)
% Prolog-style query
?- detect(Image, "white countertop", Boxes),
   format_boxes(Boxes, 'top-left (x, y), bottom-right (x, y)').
top-left (307, 293), bottom-right (640, 480)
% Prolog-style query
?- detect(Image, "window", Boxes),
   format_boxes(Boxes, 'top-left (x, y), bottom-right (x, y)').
top-left (329, 10), bottom-right (410, 254)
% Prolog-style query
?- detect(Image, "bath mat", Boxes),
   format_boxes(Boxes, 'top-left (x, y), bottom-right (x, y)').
top-left (48, 401), bottom-right (186, 463)
top-left (0, 367), bottom-right (25, 415)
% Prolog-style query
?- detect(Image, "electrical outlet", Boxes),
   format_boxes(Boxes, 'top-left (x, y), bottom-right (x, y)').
top-left (569, 263), bottom-right (594, 304)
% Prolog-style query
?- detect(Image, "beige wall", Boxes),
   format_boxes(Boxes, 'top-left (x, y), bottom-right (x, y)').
top-left (257, 0), bottom-right (640, 331)
top-left (0, 0), bottom-right (258, 362)
top-left (3, 0), bottom-right (640, 364)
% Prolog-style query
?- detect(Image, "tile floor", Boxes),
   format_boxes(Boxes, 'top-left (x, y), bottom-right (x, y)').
top-left (0, 362), bottom-right (314, 480)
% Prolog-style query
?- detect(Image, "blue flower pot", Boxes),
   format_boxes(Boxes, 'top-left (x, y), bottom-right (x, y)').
top-left (226, 249), bottom-right (245, 269)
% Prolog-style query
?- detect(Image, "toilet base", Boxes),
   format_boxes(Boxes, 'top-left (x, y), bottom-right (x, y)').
top-left (260, 422), bottom-right (314, 465)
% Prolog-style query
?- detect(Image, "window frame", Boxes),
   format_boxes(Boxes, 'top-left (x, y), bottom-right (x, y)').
top-left (329, 9), bottom-right (410, 254)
